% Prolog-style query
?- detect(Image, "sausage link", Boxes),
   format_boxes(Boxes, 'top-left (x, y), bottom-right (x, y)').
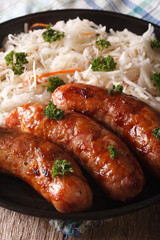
top-left (6, 103), bottom-right (145, 201)
top-left (0, 127), bottom-right (92, 213)
top-left (51, 83), bottom-right (160, 178)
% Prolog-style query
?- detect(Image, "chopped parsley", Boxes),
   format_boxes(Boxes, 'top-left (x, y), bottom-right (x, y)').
top-left (44, 101), bottom-right (64, 120)
top-left (5, 50), bottom-right (28, 75)
top-left (150, 39), bottom-right (160, 48)
top-left (91, 55), bottom-right (116, 72)
top-left (42, 24), bottom-right (65, 43)
top-left (52, 159), bottom-right (74, 181)
top-left (151, 72), bottom-right (160, 90)
top-left (95, 39), bottom-right (111, 51)
top-left (152, 127), bottom-right (160, 140)
top-left (107, 145), bottom-right (119, 159)
top-left (46, 76), bottom-right (65, 93)
top-left (108, 84), bottom-right (123, 95)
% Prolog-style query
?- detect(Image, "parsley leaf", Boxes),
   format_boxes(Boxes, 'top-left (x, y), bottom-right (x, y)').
top-left (151, 72), bottom-right (160, 90)
top-left (46, 24), bottom-right (52, 30)
top-left (12, 64), bottom-right (25, 75)
top-left (107, 145), bottom-right (119, 159)
top-left (91, 55), bottom-right (116, 72)
top-left (95, 39), bottom-right (111, 51)
top-left (5, 50), bottom-right (28, 75)
top-left (15, 52), bottom-right (28, 65)
top-left (42, 24), bottom-right (65, 43)
top-left (46, 76), bottom-right (65, 93)
top-left (52, 159), bottom-right (74, 181)
top-left (44, 101), bottom-right (64, 120)
top-left (152, 127), bottom-right (160, 140)
top-left (5, 50), bottom-right (14, 65)
top-left (108, 84), bottom-right (123, 95)
top-left (150, 39), bottom-right (160, 48)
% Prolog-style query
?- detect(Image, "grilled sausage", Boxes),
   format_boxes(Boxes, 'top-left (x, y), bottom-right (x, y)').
top-left (6, 103), bottom-right (145, 201)
top-left (51, 83), bottom-right (160, 178)
top-left (0, 127), bottom-right (92, 213)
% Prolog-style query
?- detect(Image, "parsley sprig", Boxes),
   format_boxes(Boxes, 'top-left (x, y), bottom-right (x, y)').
top-left (107, 145), bottom-right (119, 159)
top-left (151, 72), bottom-right (160, 90)
top-left (44, 101), bottom-right (64, 120)
top-left (52, 159), bottom-right (74, 181)
top-left (46, 76), bottom-right (65, 93)
top-left (150, 39), bottom-right (160, 48)
top-left (5, 50), bottom-right (28, 75)
top-left (42, 24), bottom-right (65, 43)
top-left (95, 39), bottom-right (111, 51)
top-left (91, 55), bottom-right (117, 72)
top-left (108, 84), bottom-right (123, 95)
top-left (152, 127), bottom-right (160, 140)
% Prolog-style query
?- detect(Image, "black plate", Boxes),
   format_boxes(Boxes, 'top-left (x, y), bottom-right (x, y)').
top-left (0, 9), bottom-right (160, 220)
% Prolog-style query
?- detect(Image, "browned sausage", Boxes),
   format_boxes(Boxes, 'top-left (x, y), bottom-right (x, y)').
top-left (0, 127), bottom-right (92, 213)
top-left (51, 82), bottom-right (160, 178)
top-left (6, 103), bottom-right (145, 201)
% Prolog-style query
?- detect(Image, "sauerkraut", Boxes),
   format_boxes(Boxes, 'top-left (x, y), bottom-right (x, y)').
top-left (0, 17), bottom-right (160, 125)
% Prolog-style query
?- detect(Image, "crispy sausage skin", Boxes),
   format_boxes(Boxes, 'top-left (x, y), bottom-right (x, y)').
top-left (6, 103), bottom-right (145, 201)
top-left (0, 127), bottom-right (92, 213)
top-left (51, 83), bottom-right (160, 178)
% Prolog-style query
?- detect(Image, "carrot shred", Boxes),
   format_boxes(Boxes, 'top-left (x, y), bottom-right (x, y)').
top-left (22, 76), bottom-right (39, 88)
top-left (0, 65), bottom-right (5, 71)
top-left (29, 23), bottom-right (51, 30)
top-left (37, 69), bottom-right (82, 80)
top-left (81, 32), bottom-right (95, 36)
top-left (19, 69), bottom-right (81, 89)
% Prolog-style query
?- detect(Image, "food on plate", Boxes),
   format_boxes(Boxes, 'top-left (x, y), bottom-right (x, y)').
top-left (5, 50), bottom-right (28, 75)
top-left (0, 127), bottom-right (92, 213)
top-left (6, 103), bottom-right (145, 202)
top-left (1, 17), bottom-right (160, 211)
top-left (42, 24), bottom-right (65, 43)
top-left (1, 18), bottom-right (160, 126)
top-left (52, 82), bottom-right (160, 178)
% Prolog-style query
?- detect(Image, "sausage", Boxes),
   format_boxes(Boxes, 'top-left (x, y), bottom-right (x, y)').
top-left (0, 127), bottom-right (92, 213)
top-left (51, 83), bottom-right (160, 178)
top-left (6, 103), bottom-right (145, 201)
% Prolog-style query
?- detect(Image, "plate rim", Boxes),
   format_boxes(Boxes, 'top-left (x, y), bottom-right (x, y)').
top-left (0, 8), bottom-right (160, 30)
top-left (0, 192), bottom-right (160, 220)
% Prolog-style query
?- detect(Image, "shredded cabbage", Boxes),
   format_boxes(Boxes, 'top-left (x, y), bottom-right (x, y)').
top-left (0, 17), bottom-right (160, 125)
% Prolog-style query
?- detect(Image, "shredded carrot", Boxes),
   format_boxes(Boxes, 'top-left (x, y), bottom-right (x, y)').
top-left (29, 23), bottom-right (51, 30)
top-left (37, 69), bottom-right (82, 80)
top-left (0, 65), bottom-right (5, 71)
top-left (19, 69), bottom-right (81, 89)
top-left (23, 77), bottom-right (32, 86)
top-left (81, 32), bottom-right (95, 36)
top-left (21, 76), bottom-right (40, 88)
